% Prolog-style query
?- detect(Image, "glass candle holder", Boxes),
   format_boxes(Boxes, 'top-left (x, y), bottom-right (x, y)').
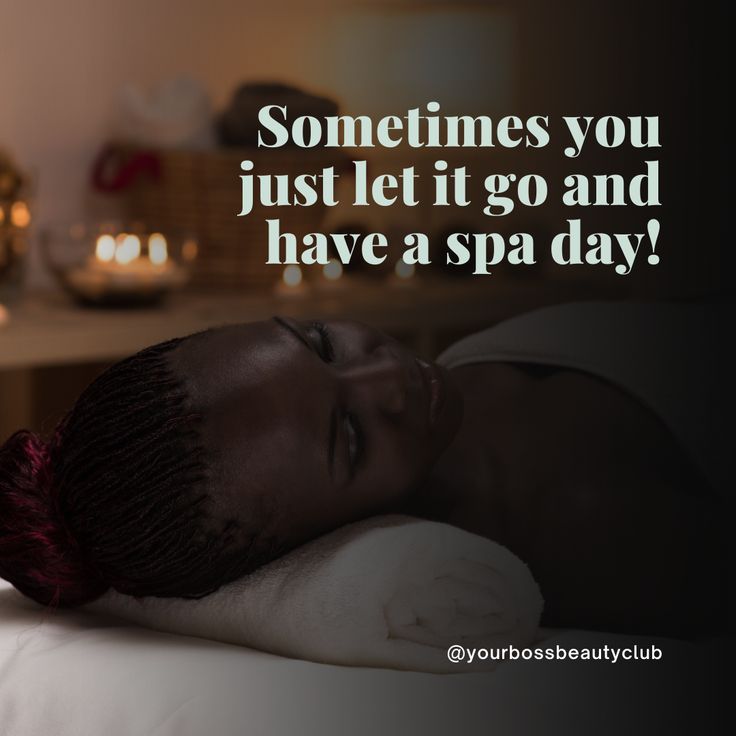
top-left (41, 222), bottom-right (198, 307)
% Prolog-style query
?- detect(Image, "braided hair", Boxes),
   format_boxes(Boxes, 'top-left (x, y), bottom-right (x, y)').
top-left (0, 337), bottom-right (277, 608)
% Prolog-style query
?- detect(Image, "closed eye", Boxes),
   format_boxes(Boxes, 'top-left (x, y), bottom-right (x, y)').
top-left (307, 321), bottom-right (335, 363)
top-left (273, 316), bottom-right (362, 483)
top-left (273, 316), bottom-right (333, 361)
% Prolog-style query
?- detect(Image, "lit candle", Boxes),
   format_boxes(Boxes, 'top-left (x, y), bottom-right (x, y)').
top-left (316, 257), bottom-right (350, 292)
top-left (95, 234), bottom-right (116, 262)
top-left (115, 234), bottom-right (141, 265)
top-left (9, 201), bottom-right (31, 228)
top-left (392, 258), bottom-right (417, 284)
top-left (90, 233), bottom-right (175, 276)
top-left (148, 233), bottom-right (168, 266)
top-left (65, 230), bottom-right (185, 303)
top-left (275, 264), bottom-right (310, 297)
top-left (182, 239), bottom-right (198, 263)
top-left (323, 259), bottom-right (343, 281)
top-left (284, 264), bottom-right (303, 287)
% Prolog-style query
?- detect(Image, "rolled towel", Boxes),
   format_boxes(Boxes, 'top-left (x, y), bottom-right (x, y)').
top-left (87, 515), bottom-right (543, 673)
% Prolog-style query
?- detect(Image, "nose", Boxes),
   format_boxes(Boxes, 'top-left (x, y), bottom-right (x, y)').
top-left (336, 344), bottom-right (408, 416)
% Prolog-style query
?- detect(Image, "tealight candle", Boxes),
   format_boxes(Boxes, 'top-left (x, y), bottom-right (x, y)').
top-left (148, 233), bottom-right (168, 265)
top-left (181, 238), bottom-right (198, 262)
top-left (390, 257), bottom-right (417, 287)
top-left (9, 201), bottom-right (31, 229)
top-left (323, 258), bottom-right (343, 281)
top-left (63, 230), bottom-right (185, 304)
top-left (96, 234), bottom-right (116, 262)
top-left (88, 233), bottom-right (177, 276)
top-left (274, 264), bottom-right (310, 297)
top-left (316, 258), bottom-right (350, 292)
top-left (115, 234), bottom-right (141, 265)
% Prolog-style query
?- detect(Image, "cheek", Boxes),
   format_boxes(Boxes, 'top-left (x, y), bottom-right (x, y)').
top-left (363, 424), bottom-right (432, 497)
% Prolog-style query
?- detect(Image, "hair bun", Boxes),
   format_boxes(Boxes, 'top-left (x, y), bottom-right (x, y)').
top-left (0, 430), bottom-right (108, 606)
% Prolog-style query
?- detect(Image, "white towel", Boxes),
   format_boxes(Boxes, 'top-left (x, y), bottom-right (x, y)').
top-left (87, 515), bottom-right (543, 673)
top-left (118, 76), bottom-right (215, 149)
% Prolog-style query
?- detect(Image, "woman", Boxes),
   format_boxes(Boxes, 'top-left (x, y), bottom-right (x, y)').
top-left (0, 302), bottom-right (727, 636)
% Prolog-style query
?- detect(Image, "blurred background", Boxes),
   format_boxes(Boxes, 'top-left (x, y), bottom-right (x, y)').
top-left (0, 0), bottom-right (723, 440)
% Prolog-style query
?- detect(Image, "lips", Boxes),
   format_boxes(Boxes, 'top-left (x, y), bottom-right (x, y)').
top-left (416, 358), bottom-right (446, 427)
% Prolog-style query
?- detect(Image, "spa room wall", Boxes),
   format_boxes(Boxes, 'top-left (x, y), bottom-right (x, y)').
top-left (1, 0), bottom-right (351, 285)
top-left (2, 0), bottom-right (716, 295)
top-left (0, 0), bottom-right (721, 442)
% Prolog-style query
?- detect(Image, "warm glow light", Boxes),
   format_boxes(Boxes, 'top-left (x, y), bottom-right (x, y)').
top-left (10, 201), bottom-right (31, 228)
top-left (323, 259), bottom-right (343, 281)
top-left (282, 264), bottom-right (303, 287)
top-left (148, 233), bottom-right (168, 265)
top-left (394, 259), bottom-right (416, 280)
top-left (95, 234), bottom-right (116, 262)
top-left (0, 207), bottom-right (5, 225)
top-left (182, 239), bottom-right (198, 262)
top-left (115, 234), bottom-right (141, 265)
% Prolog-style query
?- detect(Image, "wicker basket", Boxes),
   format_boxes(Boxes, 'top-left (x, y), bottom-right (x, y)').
top-left (115, 145), bottom-right (341, 291)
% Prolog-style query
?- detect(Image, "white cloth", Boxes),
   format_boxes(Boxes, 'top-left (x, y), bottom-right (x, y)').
top-left (118, 76), bottom-right (215, 149)
top-left (439, 301), bottom-right (727, 497)
top-left (86, 515), bottom-right (543, 674)
top-left (0, 578), bottom-right (722, 736)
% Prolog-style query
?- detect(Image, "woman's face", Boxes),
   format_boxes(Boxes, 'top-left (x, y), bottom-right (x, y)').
top-left (170, 318), bottom-right (463, 551)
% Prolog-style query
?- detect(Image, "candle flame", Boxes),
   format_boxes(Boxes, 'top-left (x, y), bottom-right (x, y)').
top-left (10, 201), bottom-right (31, 228)
top-left (148, 233), bottom-right (168, 265)
top-left (394, 259), bottom-right (415, 280)
top-left (95, 234), bottom-right (116, 262)
top-left (182, 239), bottom-right (198, 262)
top-left (323, 259), bottom-right (343, 281)
top-left (115, 234), bottom-right (141, 265)
top-left (283, 264), bottom-right (303, 287)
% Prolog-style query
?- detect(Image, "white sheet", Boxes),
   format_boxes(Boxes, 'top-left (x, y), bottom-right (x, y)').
top-left (0, 581), bottom-right (725, 736)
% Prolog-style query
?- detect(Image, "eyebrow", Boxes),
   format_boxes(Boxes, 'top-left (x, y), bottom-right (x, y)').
top-left (273, 316), bottom-right (338, 482)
